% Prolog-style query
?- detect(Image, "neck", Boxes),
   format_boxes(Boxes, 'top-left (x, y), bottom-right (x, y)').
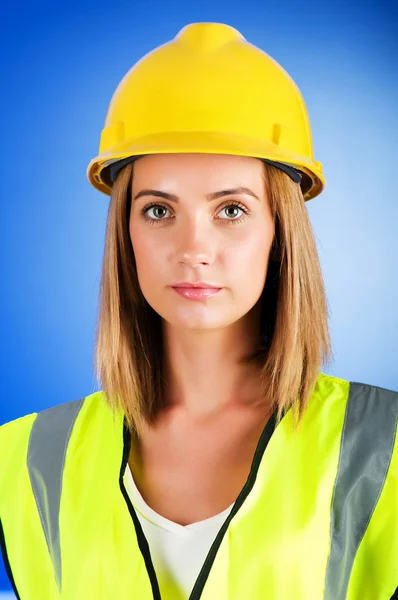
top-left (160, 325), bottom-right (265, 418)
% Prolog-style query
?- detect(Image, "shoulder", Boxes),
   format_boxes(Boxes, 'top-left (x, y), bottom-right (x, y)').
top-left (0, 392), bottom-right (111, 503)
top-left (315, 372), bottom-right (398, 466)
top-left (302, 372), bottom-right (398, 448)
top-left (316, 371), bottom-right (398, 406)
top-left (0, 412), bottom-right (37, 457)
top-left (0, 391), bottom-right (110, 460)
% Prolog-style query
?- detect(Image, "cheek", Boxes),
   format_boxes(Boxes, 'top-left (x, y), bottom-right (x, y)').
top-left (131, 233), bottom-right (154, 266)
top-left (227, 229), bottom-right (273, 285)
top-left (130, 219), bottom-right (159, 264)
top-left (129, 224), bottom-right (169, 297)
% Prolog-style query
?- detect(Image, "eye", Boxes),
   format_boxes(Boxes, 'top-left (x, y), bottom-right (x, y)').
top-left (140, 201), bottom-right (250, 225)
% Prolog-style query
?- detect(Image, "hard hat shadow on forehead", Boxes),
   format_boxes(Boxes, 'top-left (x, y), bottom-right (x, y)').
top-left (103, 154), bottom-right (303, 188)
top-left (86, 22), bottom-right (325, 201)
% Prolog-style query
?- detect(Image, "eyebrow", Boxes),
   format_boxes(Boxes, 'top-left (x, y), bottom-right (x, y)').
top-left (133, 187), bottom-right (261, 203)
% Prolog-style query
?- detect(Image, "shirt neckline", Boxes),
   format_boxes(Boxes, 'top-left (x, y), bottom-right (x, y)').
top-left (123, 462), bottom-right (235, 534)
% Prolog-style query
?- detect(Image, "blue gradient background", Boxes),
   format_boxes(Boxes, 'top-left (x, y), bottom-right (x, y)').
top-left (1, 0), bottom-right (397, 594)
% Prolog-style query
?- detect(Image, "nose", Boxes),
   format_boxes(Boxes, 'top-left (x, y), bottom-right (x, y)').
top-left (175, 217), bottom-right (214, 267)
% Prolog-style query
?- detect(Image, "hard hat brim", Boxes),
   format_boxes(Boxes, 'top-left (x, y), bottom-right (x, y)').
top-left (87, 129), bottom-right (325, 201)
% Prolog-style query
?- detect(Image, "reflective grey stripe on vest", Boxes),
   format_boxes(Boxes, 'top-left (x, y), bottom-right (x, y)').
top-left (324, 382), bottom-right (398, 600)
top-left (27, 398), bottom-right (85, 592)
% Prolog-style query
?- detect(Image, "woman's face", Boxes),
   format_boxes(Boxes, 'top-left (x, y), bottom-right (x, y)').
top-left (129, 153), bottom-right (274, 333)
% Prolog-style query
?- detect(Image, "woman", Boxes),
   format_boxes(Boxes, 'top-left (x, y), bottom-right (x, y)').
top-left (0, 21), bottom-right (397, 600)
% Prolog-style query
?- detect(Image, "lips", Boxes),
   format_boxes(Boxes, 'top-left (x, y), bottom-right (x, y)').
top-left (172, 287), bottom-right (222, 300)
top-left (172, 282), bottom-right (221, 289)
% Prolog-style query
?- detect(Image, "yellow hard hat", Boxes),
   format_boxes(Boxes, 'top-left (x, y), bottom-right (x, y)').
top-left (87, 22), bottom-right (325, 201)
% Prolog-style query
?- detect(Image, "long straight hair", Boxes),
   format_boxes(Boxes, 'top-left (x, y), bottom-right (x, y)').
top-left (93, 159), bottom-right (332, 437)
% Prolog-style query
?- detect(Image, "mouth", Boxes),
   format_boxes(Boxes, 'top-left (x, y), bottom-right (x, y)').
top-left (171, 287), bottom-right (222, 300)
top-left (172, 282), bottom-right (222, 289)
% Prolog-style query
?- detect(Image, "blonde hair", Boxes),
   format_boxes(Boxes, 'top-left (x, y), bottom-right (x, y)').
top-left (93, 159), bottom-right (332, 437)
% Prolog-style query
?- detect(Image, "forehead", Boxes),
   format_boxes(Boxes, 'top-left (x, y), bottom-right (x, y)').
top-left (131, 153), bottom-right (265, 191)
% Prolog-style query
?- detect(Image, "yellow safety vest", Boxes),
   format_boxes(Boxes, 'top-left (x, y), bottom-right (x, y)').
top-left (0, 371), bottom-right (397, 599)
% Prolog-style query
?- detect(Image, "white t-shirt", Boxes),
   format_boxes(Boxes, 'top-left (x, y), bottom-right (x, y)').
top-left (123, 463), bottom-right (235, 599)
